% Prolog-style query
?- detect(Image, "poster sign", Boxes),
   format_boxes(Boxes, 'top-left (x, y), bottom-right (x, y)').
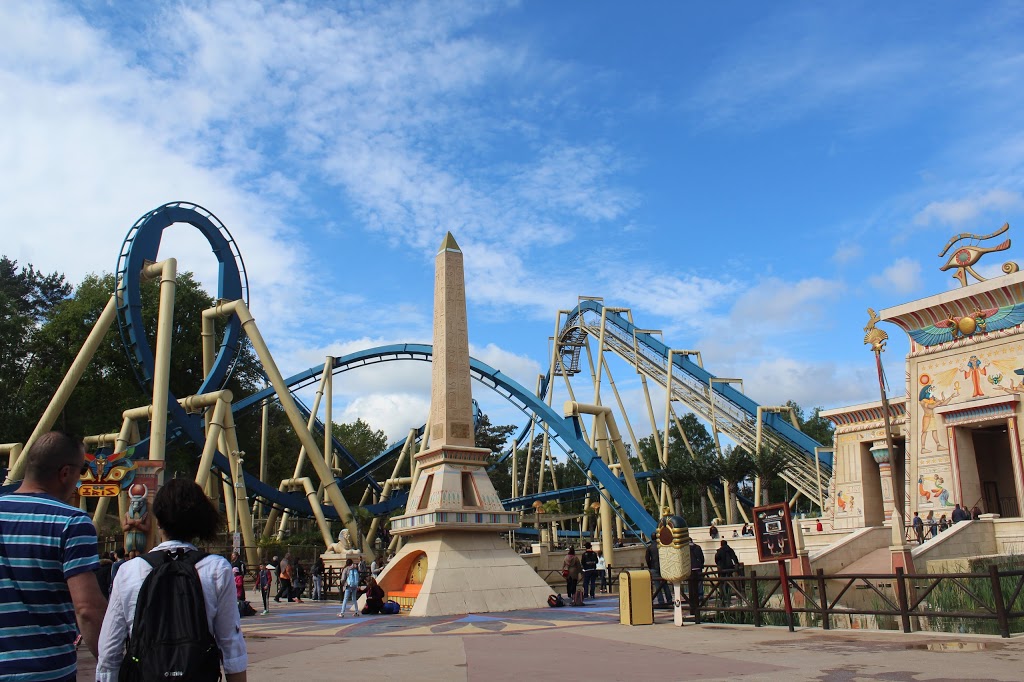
top-left (233, 532), bottom-right (242, 553)
top-left (753, 502), bottom-right (796, 562)
top-left (79, 483), bottom-right (120, 497)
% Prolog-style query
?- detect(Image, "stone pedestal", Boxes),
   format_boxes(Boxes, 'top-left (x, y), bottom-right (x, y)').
top-left (375, 232), bottom-right (553, 616)
top-left (321, 551), bottom-right (364, 573)
top-left (376, 531), bottom-right (552, 616)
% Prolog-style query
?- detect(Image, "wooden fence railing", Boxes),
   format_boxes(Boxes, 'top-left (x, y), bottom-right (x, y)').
top-left (658, 565), bottom-right (1024, 638)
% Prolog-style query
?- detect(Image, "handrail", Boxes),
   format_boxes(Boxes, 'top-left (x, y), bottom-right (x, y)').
top-left (677, 564), bottom-right (1024, 637)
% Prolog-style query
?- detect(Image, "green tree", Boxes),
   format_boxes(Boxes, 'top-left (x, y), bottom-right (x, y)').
top-left (785, 400), bottom-right (834, 447)
top-left (660, 448), bottom-right (721, 525)
top-left (474, 413), bottom-right (516, 454)
top-left (477, 412), bottom-right (517, 498)
top-left (718, 446), bottom-right (754, 524)
top-left (750, 444), bottom-right (794, 505)
top-left (0, 257), bottom-right (71, 440)
top-left (332, 418), bottom-right (388, 466)
top-left (20, 270), bottom-right (266, 478)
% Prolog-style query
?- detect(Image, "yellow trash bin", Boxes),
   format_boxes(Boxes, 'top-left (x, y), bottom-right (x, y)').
top-left (619, 569), bottom-right (654, 625)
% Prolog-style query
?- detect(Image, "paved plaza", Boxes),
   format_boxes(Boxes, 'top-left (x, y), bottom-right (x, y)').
top-left (76, 594), bottom-right (1024, 681)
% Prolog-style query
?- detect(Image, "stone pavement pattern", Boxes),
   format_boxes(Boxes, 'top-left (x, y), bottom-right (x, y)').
top-left (76, 596), bottom-right (1024, 680)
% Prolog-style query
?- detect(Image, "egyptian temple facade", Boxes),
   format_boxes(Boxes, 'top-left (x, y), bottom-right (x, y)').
top-left (822, 234), bottom-right (1024, 533)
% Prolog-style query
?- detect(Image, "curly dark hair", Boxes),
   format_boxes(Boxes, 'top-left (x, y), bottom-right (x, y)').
top-left (153, 478), bottom-right (222, 542)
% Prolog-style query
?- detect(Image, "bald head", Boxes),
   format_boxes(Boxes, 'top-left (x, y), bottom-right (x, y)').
top-left (25, 431), bottom-right (84, 484)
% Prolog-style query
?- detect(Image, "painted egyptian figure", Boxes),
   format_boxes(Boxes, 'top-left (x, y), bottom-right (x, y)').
top-left (123, 483), bottom-right (150, 554)
top-left (919, 383), bottom-right (956, 453)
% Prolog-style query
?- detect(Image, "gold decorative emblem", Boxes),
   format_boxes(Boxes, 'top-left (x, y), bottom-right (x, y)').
top-left (864, 308), bottom-right (888, 352)
top-left (939, 222), bottom-right (1018, 287)
top-left (656, 511), bottom-right (691, 583)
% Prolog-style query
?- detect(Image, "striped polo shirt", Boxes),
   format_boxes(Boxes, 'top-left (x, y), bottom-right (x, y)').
top-left (0, 492), bottom-right (100, 682)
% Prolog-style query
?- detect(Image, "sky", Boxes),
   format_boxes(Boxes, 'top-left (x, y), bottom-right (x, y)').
top-left (5, 1), bottom-right (1024, 450)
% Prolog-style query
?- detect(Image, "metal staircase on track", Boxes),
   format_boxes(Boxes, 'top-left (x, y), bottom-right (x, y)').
top-left (558, 301), bottom-right (832, 505)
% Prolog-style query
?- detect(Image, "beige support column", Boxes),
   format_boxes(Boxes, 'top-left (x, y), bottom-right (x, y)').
top-left (219, 431), bottom-right (237, 534)
top-left (564, 402), bottom-right (643, 503)
top-left (709, 377), bottom-right (743, 524)
top-left (1, 444), bottom-right (23, 479)
top-left (206, 300), bottom-right (360, 545)
top-left (324, 356), bottom-right (333, 483)
top-left (274, 368), bottom-right (328, 539)
top-left (222, 411), bottom-right (258, 570)
top-left (280, 478), bottom-right (333, 547)
top-left (365, 429), bottom-right (418, 547)
top-left (601, 354), bottom-right (658, 500)
top-left (194, 395), bottom-right (233, 489)
top-left (6, 295), bottom-right (118, 484)
top-left (91, 417), bottom-right (138, 525)
top-left (143, 259), bottom-right (177, 472)
top-left (259, 397), bottom-right (270, 520)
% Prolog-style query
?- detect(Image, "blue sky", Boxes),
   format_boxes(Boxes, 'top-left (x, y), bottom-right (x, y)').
top-left (5, 1), bottom-right (1024, 445)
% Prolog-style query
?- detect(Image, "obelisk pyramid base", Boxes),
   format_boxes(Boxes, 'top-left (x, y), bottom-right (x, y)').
top-left (376, 531), bottom-right (554, 617)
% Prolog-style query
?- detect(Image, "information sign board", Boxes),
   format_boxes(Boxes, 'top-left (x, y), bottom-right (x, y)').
top-left (753, 502), bottom-right (796, 562)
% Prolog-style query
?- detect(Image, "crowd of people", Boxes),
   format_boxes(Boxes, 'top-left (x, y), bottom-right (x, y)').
top-left (0, 431), bottom-right (399, 682)
top-left (911, 504), bottom-right (981, 543)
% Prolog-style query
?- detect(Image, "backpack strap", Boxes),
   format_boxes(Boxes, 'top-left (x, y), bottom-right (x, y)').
top-left (141, 547), bottom-right (208, 570)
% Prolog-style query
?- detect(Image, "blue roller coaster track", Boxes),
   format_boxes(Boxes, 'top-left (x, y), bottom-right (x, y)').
top-left (112, 203), bottom-right (658, 537)
top-left (555, 300), bottom-right (832, 503)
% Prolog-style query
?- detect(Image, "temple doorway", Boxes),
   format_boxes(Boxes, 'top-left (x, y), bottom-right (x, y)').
top-left (860, 442), bottom-right (885, 526)
top-left (957, 424), bottom-right (1019, 516)
top-left (970, 426), bottom-right (1018, 516)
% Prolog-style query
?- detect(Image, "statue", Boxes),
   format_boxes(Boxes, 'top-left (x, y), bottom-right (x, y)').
top-left (327, 528), bottom-right (359, 555)
top-left (123, 483), bottom-right (151, 555)
top-left (655, 508), bottom-right (691, 627)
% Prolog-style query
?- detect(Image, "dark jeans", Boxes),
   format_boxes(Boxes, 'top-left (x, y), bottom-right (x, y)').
top-left (566, 575), bottom-right (579, 597)
top-left (276, 578), bottom-right (292, 601)
top-left (582, 570), bottom-right (598, 598)
top-left (650, 571), bottom-right (668, 604)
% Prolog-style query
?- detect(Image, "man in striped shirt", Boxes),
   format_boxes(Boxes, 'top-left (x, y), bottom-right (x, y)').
top-left (0, 431), bottom-right (107, 681)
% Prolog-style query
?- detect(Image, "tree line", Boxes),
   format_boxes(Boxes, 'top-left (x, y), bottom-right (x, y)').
top-left (0, 256), bottom-right (393, 495)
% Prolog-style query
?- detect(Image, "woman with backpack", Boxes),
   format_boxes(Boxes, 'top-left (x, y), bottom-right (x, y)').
top-left (95, 478), bottom-right (248, 681)
top-left (337, 558), bottom-right (361, 618)
top-left (562, 547), bottom-right (583, 604)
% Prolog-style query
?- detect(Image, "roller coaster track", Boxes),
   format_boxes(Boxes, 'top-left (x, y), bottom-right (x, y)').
top-left (103, 203), bottom-right (661, 537)
top-left (231, 346), bottom-right (656, 536)
top-left (558, 300), bottom-right (832, 504)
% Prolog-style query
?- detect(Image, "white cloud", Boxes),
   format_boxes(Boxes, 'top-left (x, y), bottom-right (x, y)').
top-left (868, 257), bottom-right (922, 295)
top-left (610, 270), bottom-right (740, 320)
top-left (731, 277), bottom-right (845, 333)
top-left (339, 393), bottom-right (432, 443)
top-left (914, 189), bottom-right (1023, 228)
top-left (832, 243), bottom-right (863, 264)
top-left (469, 343), bottom-right (543, 391)
top-left (687, 7), bottom-right (926, 129)
top-left (739, 357), bottom-right (878, 411)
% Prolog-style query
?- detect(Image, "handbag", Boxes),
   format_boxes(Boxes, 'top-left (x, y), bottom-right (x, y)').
top-left (561, 570), bottom-right (569, 578)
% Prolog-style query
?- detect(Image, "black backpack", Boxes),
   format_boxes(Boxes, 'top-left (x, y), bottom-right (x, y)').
top-left (119, 548), bottom-right (222, 682)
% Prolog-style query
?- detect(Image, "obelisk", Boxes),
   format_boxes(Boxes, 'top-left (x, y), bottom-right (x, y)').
top-left (376, 232), bottom-right (553, 616)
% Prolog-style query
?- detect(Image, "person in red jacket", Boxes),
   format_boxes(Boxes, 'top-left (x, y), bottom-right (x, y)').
top-left (234, 567), bottom-right (244, 605)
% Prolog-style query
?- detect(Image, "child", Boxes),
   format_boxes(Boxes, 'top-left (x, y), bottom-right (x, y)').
top-left (234, 566), bottom-right (244, 607)
top-left (257, 562), bottom-right (273, 615)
